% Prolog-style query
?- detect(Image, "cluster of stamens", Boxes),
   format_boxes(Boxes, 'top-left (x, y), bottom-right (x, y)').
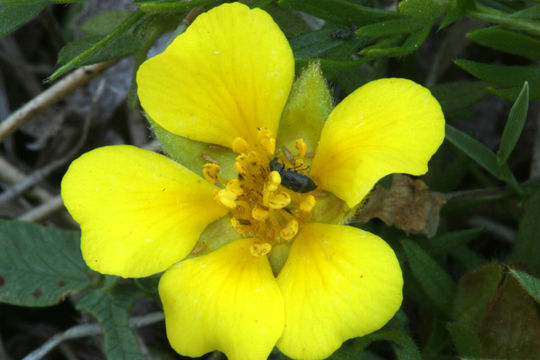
top-left (202, 128), bottom-right (316, 257)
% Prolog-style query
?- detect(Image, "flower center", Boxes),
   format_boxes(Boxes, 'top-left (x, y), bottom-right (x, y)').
top-left (203, 128), bottom-right (317, 255)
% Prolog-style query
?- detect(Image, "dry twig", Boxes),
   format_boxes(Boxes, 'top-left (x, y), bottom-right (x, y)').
top-left (22, 312), bottom-right (164, 360)
top-left (12, 140), bottom-right (160, 222)
top-left (17, 195), bottom-right (64, 222)
top-left (0, 80), bottom-right (105, 206)
top-left (0, 155), bottom-right (53, 203)
top-left (0, 61), bottom-right (115, 143)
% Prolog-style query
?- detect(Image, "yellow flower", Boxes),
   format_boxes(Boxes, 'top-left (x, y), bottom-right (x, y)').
top-left (61, 3), bottom-right (445, 360)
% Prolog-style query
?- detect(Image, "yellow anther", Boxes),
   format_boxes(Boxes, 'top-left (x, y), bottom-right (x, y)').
top-left (226, 179), bottom-right (243, 196)
top-left (246, 151), bottom-right (261, 167)
top-left (267, 171), bottom-right (281, 192)
top-left (266, 137), bottom-right (276, 155)
top-left (296, 139), bottom-right (307, 159)
top-left (215, 189), bottom-right (237, 209)
top-left (250, 241), bottom-right (272, 257)
top-left (202, 163), bottom-right (220, 184)
top-left (280, 219), bottom-right (299, 240)
top-left (235, 154), bottom-right (248, 175)
top-left (294, 158), bottom-right (304, 169)
top-left (266, 190), bottom-right (291, 209)
top-left (257, 128), bottom-right (276, 155)
top-left (230, 217), bottom-right (246, 234)
top-left (234, 161), bottom-right (246, 175)
top-left (299, 195), bottom-right (316, 212)
top-left (252, 205), bottom-right (269, 221)
top-left (232, 137), bottom-right (250, 154)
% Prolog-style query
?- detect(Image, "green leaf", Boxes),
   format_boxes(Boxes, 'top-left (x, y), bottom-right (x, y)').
top-left (357, 34), bottom-right (401, 54)
top-left (509, 269), bottom-right (540, 304)
top-left (466, 6), bottom-right (540, 37)
top-left (359, 25), bottom-right (431, 57)
top-left (264, 4), bottom-right (306, 38)
top-left (77, 285), bottom-right (146, 360)
top-left (251, 0), bottom-right (274, 8)
top-left (323, 36), bottom-right (370, 61)
top-left (398, 0), bottom-right (448, 21)
top-left (450, 245), bottom-right (486, 272)
top-left (511, 188), bottom-right (540, 275)
top-left (445, 124), bottom-right (500, 179)
top-left (80, 10), bottom-right (132, 36)
top-left (428, 149), bottom-right (470, 192)
top-left (0, 220), bottom-right (94, 307)
top-left (445, 124), bottom-right (520, 191)
top-left (439, 0), bottom-right (466, 29)
top-left (295, 57), bottom-right (372, 82)
top-left (136, 0), bottom-right (214, 13)
top-left (351, 330), bottom-right (422, 360)
top-left (57, 33), bottom-right (143, 65)
top-left (0, 0), bottom-right (48, 3)
top-left (488, 84), bottom-right (540, 101)
top-left (0, 1), bottom-right (49, 37)
top-left (401, 239), bottom-right (456, 312)
top-left (467, 27), bottom-right (540, 61)
top-left (289, 29), bottom-right (370, 58)
top-left (455, 59), bottom-right (540, 87)
top-left (513, 4), bottom-right (540, 19)
top-left (290, 29), bottom-right (346, 58)
top-left (422, 318), bottom-right (452, 359)
top-left (279, 0), bottom-right (401, 26)
top-left (427, 228), bottom-right (484, 254)
top-left (49, 10), bottom-right (144, 80)
top-left (497, 81), bottom-right (529, 166)
top-left (355, 18), bottom-right (423, 37)
top-left (429, 81), bottom-right (489, 116)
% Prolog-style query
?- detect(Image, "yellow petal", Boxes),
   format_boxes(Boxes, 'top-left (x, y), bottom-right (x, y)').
top-left (310, 78), bottom-right (445, 208)
top-left (277, 223), bottom-right (403, 360)
top-left (61, 145), bottom-right (229, 278)
top-left (137, 2), bottom-right (294, 148)
top-left (159, 238), bottom-right (284, 360)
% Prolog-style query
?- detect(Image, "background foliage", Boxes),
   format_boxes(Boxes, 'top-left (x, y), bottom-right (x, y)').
top-left (0, 0), bottom-right (539, 359)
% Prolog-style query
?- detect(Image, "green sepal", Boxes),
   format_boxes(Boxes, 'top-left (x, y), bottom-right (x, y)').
top-left (189, 216), bottom-right (239, 259)
top-left (148, 117), bottom-right (237, 180)
top-left (277, 62), bottom-right (333, 157)
top-left (312, 193), bottom-right (359, 225)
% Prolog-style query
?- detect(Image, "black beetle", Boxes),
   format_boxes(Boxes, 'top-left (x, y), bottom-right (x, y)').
top-left (269, 158), bottom-right (317, 193)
